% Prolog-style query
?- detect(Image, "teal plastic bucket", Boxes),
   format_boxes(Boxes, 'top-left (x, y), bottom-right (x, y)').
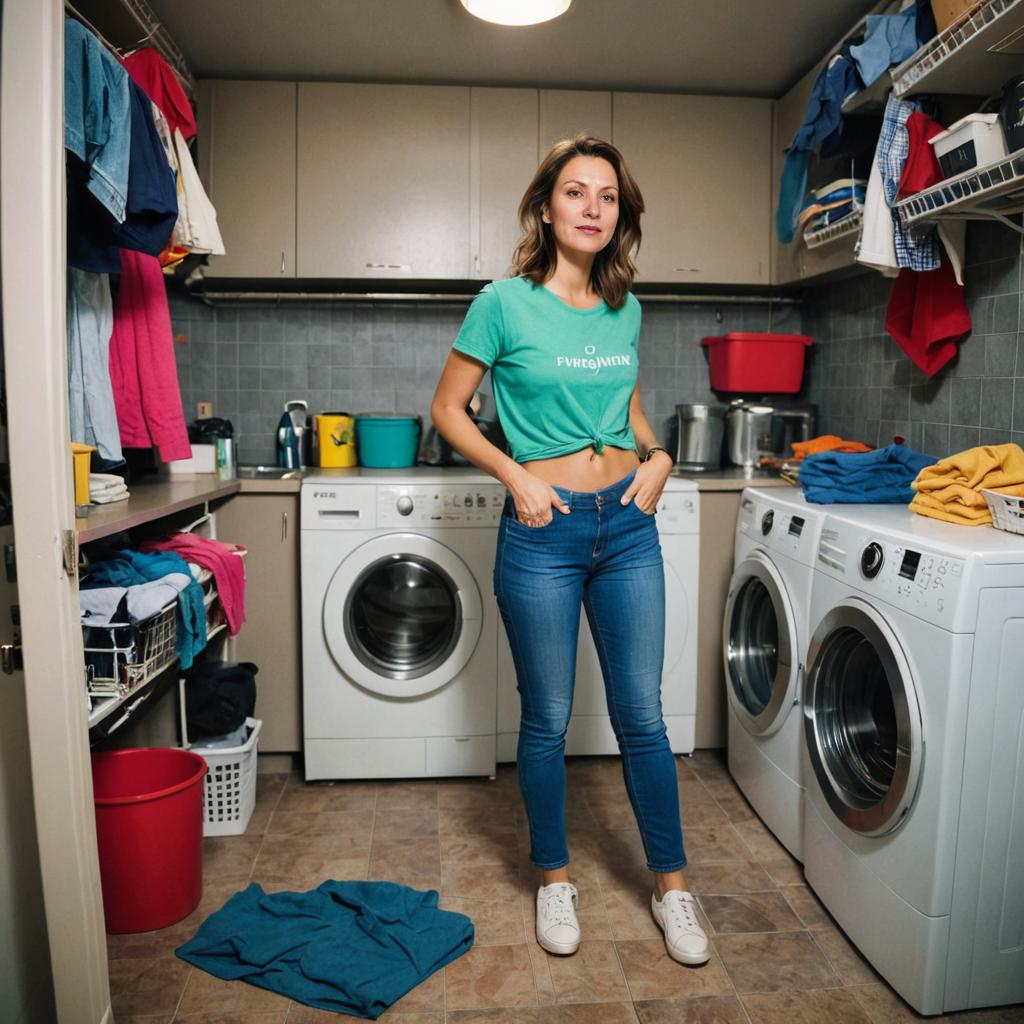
top-left (355, 415), bottom-right (421, 468)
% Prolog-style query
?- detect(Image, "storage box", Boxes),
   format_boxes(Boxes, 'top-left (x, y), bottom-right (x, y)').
top-left (930, 0), bottom-right (981, 33)
top-left (930, 113), bottom-right (1008, 178)
top-left (701, 333), bottom-right (814, 394)
top-left (168, 443), bottom-right (216, 474)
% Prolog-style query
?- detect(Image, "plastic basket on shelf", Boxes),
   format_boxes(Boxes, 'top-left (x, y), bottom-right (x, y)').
top-left (189, 718), bottom-right (262, 837)
top-left (981, 489), bottom-right (1024, 534)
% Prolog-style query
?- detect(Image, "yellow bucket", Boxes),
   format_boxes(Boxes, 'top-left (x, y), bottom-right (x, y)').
top-left (71, 442), bottom-right (95, 506)
top-left (316, 413), bottom-right (357, 467)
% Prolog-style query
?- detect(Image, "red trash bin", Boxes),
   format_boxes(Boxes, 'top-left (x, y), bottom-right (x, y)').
top-left (91, 748), bottom-right (207, 933)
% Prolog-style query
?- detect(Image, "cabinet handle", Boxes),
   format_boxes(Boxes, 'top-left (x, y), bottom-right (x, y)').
top-left (280, 250), bottom-right (286, 274)
top-left (281, 511), bottom-right (288, 542)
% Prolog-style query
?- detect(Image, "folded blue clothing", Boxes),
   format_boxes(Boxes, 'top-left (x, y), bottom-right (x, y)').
top-left (176, 881), bottom-right (474, 1019)
top-left (800, 444), bottom-right (937, 504)
top-left (82, 548), bottom-right (207, 668)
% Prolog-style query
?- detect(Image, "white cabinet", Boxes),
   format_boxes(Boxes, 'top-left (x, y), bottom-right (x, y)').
top-left (470, 88), bottom-right (538, 281)
top-left (296, 83), bottom-right (471, 279)
top-left (538, 89), bottom-right (612, 153)
top-left (197, 80), bottom-right (297, 278)
top-left (612, 92), bottom-right (772, 285)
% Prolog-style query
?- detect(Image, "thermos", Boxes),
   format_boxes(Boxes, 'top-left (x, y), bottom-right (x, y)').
top-left (276, 410), bottom-right (300, 468)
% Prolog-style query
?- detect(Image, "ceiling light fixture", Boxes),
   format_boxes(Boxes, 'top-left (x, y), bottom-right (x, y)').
top-left (459, 0), bottom-right (572, 27)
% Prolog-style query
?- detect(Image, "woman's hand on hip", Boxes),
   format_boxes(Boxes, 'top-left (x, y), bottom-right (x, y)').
top-left (622, 453), bottom-right (673, 514)
top-left (510, 469), bottom-right (570, 527)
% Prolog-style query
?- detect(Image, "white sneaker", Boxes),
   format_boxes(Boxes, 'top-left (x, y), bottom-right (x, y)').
top-left (535, 882), bottom-right (580, 955)
top-left (651, 890), bottom-right (710, 965)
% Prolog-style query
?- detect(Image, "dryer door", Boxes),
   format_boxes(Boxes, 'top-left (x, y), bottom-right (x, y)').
top-left (322, 533), bottom-right (482, 698)
top-left (803, 598), bottom-right (923, 837)
top-left (723, 552), bottom-right (799, 737)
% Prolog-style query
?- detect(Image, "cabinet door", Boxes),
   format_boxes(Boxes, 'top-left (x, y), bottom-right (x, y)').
top-left (214, 494), bottom-right (301, 752)
top-left (198, 81), bottom-right (297, 278)
top-left (470, 88), bottom-right (538, 281)
top-left (297, 83), bottom-right (471, 279)
top-left (538, 90), bottom-right (612, 153)
top-left (612, 93), bottom-right (772, 285)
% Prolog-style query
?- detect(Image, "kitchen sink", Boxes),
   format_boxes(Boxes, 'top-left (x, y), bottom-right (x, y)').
top-left (236, 466), bottom-right (303, 479)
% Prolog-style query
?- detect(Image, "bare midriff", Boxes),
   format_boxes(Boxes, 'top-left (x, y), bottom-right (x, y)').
top-left (521, 445), bottom-right (641, 492)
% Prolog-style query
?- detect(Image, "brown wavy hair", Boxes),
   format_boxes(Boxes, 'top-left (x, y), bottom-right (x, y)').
top-left (511, 134), bottom-right (644, 311)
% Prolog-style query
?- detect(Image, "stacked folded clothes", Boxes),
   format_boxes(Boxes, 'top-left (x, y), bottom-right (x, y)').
top-left (89, 472), bottom-right (129, 504)
top-left (801, 443), bottom-right (936, 504)
top-left (798, 177), bottom-right (866, 233)
top-left (791, 435), bottom-right (873, 460)
top-left (910, 443), bottom-right (1024, 525)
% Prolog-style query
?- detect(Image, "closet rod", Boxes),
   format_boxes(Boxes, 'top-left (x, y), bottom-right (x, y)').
top-left (195, 290), bottom-right (801, 307)
top-left (63, 0), bottom-right (195, 95)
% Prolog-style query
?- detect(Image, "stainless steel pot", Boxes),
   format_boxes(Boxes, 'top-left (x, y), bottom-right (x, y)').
top-left (674, 403), bottom-right (727, 471)
top-left (726, 402), bottom-right (776, 469)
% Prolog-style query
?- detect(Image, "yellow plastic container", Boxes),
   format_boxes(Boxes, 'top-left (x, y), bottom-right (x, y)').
top-left (71, 443), bottom-right (95, 506)
top-left (316, 413), bottom-right (357, 467)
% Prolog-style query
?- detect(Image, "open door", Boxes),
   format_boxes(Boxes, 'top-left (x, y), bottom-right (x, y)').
top-left (1, 2), bottom-right (112, 1021)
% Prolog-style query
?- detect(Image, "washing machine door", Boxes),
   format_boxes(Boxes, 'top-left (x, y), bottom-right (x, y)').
top-left (803, 598), bottom-right (923, 837)
top-left (723, 552), bottom-right (799, 737)
top-left (322, 533), bottom-right (482, 698)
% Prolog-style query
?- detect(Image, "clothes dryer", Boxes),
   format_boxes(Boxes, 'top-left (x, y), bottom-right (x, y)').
top-left (723, 487), bottom-right (824, 860)
top-left (802, 506), bottom-right (1024, 1014)
top-left (497, 475), bottom-right (699, 759)
top-left (301, 468), bottom-right (502, 780)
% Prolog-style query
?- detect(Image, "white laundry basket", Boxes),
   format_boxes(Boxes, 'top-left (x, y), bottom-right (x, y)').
top-left (190, 718), bottom-right (262, 837)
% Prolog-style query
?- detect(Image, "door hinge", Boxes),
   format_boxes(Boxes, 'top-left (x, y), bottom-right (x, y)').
top-left (62, 529), bottom-right (78, 579)
top-left (1, 641), bottom-right (22, 674)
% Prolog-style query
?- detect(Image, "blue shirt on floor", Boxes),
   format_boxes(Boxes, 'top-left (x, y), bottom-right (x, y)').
top-left (176, 881), bottom-right (474, 1020)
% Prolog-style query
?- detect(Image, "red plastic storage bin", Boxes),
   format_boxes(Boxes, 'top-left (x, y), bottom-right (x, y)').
top-left (91, 748), bottom-right (207, 933)
top-left (701, 332), bottom-right (813, 394)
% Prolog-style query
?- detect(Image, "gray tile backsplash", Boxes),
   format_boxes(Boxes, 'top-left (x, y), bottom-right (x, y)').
top-left (169, 291), bottom-right (785, 465)
top-left (803, 220), bottom-right (1024, 456)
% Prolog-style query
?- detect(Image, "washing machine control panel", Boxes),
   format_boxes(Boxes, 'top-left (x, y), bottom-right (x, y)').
top-left (377, 485), bottom-right (506, 526)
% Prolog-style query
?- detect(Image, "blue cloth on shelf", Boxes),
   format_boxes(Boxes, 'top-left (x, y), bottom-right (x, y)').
top-left (82, 549), bottom-right (207, 668)
top-left (800, 444), bottom-right (937, 504)
top-left (176, 880), bottom-right (474, 1020)
top-left (851, 7), bottom-right (921, 86)
top-left (776, 46), bottom-right (865, 243)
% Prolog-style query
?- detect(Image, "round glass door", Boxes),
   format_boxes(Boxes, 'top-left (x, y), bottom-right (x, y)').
top-left (323, 533), bottom-right (482, 698)
top-left (345, 555), bottom-right (460, 680)
top-left (723, 555), bottom-right (797, 737)
top-left (804, 600), bottom-right (922, 836)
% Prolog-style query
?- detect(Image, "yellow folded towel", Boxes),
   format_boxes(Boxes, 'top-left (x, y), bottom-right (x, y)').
top-left (910, 443), bottom-right (1024, 526)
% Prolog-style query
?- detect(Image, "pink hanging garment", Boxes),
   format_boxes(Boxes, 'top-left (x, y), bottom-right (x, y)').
top-left (140, 533), bottom-right (247, 636)
top-left (109, 250), bottom-right (191, 460)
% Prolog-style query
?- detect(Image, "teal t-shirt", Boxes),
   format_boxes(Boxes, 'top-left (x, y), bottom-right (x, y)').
top-left (452, 276), bottom-right (640, 463)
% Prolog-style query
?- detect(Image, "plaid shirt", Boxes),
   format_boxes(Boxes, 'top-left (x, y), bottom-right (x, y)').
top-left (878, 93), bottom-right (940, 271)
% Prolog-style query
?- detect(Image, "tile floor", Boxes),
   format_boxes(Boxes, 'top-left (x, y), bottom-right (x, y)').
top-left (106, 750), bottom-right (1024, 1023)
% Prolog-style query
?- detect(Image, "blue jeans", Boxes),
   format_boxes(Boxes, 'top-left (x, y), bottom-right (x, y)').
top-left (494, 469), bottom-right (687, 873)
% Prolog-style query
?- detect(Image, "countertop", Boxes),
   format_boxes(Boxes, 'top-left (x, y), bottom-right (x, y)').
top-left (76, 476), bottom-right (241, 544)
top-left (74, 468), bottom-right (794, 538)
top-left (676, 467), bottom-right (796, 492)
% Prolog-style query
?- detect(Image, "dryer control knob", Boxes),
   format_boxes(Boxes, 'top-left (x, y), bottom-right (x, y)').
top-left (761, 510), bottom-right (774, 536)
top-left (396, 495), bottom-right (414, 516)
top-left (861, 542), bottom-right (884, 578)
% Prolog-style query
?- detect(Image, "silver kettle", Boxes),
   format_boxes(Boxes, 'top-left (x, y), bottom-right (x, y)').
top-left (725, 401), bottom-right (775, 469)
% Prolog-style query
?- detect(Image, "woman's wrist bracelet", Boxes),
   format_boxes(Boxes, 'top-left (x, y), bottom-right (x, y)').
top-left (641, 446), bottom-right (672, 465)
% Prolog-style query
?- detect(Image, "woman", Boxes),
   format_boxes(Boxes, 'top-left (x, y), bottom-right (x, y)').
top-left (430, 135), bottom-right (707, 966)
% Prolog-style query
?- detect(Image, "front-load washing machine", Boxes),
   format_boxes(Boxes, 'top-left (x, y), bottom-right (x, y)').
top-left (301, 468), bottom-right (503, 780)
top-left (723, 487), bottom-right (825, 860)
top-left (497, 475), bottom-right (699, 759)
top-left (802, 505), bottom-right (1024, 1014)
